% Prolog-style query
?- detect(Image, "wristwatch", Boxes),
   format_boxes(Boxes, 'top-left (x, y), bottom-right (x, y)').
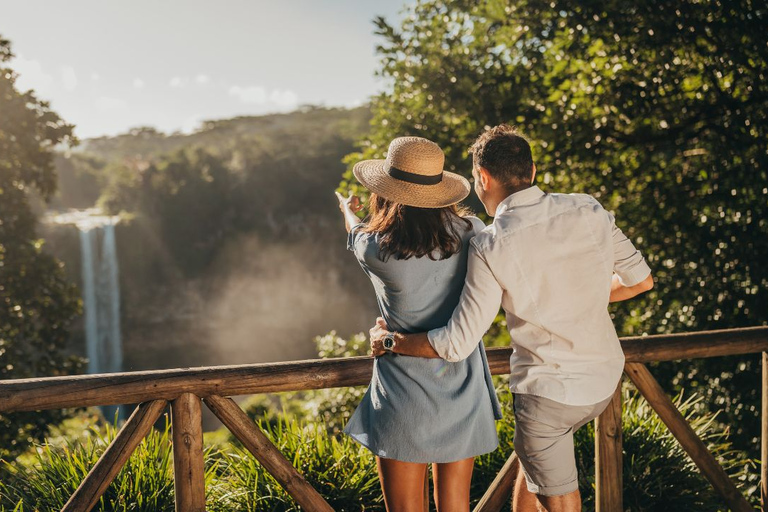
top-left (382, 332), bottom-right (396, 352)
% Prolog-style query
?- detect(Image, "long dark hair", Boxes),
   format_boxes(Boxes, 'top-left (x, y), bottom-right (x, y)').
top-left (361, 193), bottom-right (473, 261)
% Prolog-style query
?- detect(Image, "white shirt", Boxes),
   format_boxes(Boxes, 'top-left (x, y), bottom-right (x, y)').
top-left (427, 186), bottom-right (651, 406)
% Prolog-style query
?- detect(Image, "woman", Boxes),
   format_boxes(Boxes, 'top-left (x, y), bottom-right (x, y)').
top-left (335, 136), bottom-right (502, 512)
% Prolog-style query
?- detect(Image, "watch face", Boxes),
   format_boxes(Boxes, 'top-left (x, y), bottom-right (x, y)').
top-left (383, 336), bottom-right (394, 349)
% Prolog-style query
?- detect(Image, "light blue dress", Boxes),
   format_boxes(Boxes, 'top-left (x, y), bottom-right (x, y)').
top-left (343, 216), bottom-right (502, 463)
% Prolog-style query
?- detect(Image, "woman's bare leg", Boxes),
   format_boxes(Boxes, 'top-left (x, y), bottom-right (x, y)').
top-left (432, 457), bottom-right (475, 512)
top-left (377, 456), bottom-right (429, 512)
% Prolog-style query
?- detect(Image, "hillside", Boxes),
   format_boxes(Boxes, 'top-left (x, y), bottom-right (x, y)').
top-left (42, 106), bottom-right (380, 387)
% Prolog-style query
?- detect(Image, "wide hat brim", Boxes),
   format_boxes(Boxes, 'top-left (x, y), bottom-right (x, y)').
top-left (353, 159), bottom-right (471, 208)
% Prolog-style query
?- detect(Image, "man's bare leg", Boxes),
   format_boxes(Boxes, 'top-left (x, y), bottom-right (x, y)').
top-left (513, 470), bottom-right (541, 511)
top-left (512, 470), bottom-right (581, 512)
top-left (537, 489), bottom-right (581, 512)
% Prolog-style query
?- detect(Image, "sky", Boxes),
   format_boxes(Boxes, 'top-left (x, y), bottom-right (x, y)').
top-left (2, 0), bottom-right (407, 139)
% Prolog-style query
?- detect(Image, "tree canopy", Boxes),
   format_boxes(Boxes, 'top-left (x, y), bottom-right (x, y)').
top-left (0, 36), bottom-right (83, 461)
top-left (341, 0), bottom-right (768, 449)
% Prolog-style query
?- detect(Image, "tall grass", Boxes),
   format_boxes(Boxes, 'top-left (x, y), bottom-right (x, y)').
top-left (1, 416), bottom-right (180, 511)
top-left (207, 420), bottom-right (382, 511)
top-left (0, 331), bottom-right (758, 510)
top-left (1, 385), bottom-right (756, 511)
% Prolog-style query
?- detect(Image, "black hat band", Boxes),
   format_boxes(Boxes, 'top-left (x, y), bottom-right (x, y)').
top-left (387, 166), bottom-right (443, 185)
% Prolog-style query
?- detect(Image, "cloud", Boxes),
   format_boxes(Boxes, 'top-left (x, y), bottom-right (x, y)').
top-left (229, 85), bottom-right (267, 104)
top-left (195, 74), bottom-right (210, 84)
top-left (91, 72), bottom-right (101, 81)
top-left (95, 96), bottom-right (128, 112)
top-left (229, 85), bottom-right (298, 108)
top-left (10, 55), bottom-right (53, 94)
top-left (61, 65), bottom-right (78, 91)
top-left (181, 115), bottom-right (203, 134)
top-left (169, 76), bottom-right (187, 88)
top-left (269, 89), bottom-right (298, 107)
top-left (133, 78), bottom-right (145, 89)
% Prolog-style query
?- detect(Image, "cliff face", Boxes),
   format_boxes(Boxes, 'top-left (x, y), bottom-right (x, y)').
top-left (41, 106), bottom-right (379, 372)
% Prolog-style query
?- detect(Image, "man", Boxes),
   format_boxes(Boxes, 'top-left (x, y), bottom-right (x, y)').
top-left (369, 124), bottom-right (653, 511)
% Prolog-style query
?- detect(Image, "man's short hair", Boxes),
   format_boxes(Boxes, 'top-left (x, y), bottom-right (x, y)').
top-left (469, 124), bottom-right (534, 189)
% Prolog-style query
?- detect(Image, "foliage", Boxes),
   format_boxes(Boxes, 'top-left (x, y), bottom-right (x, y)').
top-left (243, 332), bottom-right (758, 510)
top-left (72, 107), bottom-right (372, 278)
top-left (340, 0), bottom-right (768, 452)
top-left (0, 382), bottom-right (756, 511)
top-left (0, 415), bottom-right (181, 511)
top-left (616, 390), bottom-right (759, 510)
top-left (0, 36), bottom-right (84, 462)
top-left (207, 419), bottom-right (383, 512)
top-left (239, 332), bottom-right (370, 433)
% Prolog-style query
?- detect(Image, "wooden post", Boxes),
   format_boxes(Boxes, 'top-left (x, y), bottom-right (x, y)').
top-left (595, 384), bottom-right (623, 512)
top-left (203, 395), bottom-right (334, 512)
top-left (762, 351), bottom-right (767, 512)
top-left (423, 469), bottom-right (430, 512)
top-left (62, 400), bottom-right (167, 512)
top-left (172, 393), bottom-right (206, 512)
top-left (625, 362), bottom-right (752, 512)
top-left (472, 452), bottom-right (519, 512)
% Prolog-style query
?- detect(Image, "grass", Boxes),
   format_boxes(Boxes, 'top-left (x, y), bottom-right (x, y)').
top-left (0, 333), bottom-right (759, 511)
top-left (0, 383), bottom-right (758, 511)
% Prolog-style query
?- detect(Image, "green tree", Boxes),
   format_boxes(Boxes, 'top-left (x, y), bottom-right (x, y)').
top-left (0, 36), bottom-right (83, 462)
top-left (342, 0), bottom-right (768, 450)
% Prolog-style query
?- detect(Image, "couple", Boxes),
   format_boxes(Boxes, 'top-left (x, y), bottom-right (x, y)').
top-left (335, 126), bottom-right (653, 512)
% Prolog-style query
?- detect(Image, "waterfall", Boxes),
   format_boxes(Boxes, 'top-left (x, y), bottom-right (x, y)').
top-left (51, 209), bottom-right (123, 422)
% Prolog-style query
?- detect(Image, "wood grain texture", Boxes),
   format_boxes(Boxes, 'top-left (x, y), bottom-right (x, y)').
top-left (172, 393), bottom-right (206, 512)
top-left (62, 400), bottom-right (167, 512)
top-left (625, 362), bottom-right (752, 512)
top-left (0, 327), bottom-right (765, 413)
top-left (619, 325), bottom-right (768, 363)
top-left (203, 395), bottom-right (333, 512)
top-left (595, 384), bottom-right (623, 512)
top-left (473, 452), bottom-right (519, 512)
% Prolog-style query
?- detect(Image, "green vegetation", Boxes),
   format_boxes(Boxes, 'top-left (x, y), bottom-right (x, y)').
top-left (340, 0), bottom-right (768, 453)
top-left (1, 333), bottom-right (758, 510)
top-left (1, 0), bottom-right (766, 507)
top-left (0, 37), bottom-right (84, 461)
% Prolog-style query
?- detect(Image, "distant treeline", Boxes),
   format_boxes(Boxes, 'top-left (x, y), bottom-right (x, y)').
top-left (53, 106), bottom-right (371, 275)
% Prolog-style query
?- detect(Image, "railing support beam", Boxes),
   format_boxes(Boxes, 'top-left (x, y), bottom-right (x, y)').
top-left (62, 400), bottom-right (167, 512)
top-left (473, 452), bottom-right (519, 512)
top-left (172, 393), bottom-right (206, 512)
top-left (203, 394), bottom-right (334, 512)
top-left (625, 362), bottom-right (752, 512)
top-left (595, 383), bottom-right (623, 512)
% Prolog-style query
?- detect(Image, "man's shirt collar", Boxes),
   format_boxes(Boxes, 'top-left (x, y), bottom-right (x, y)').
top-left (495, 185), bottom-right (546, 216)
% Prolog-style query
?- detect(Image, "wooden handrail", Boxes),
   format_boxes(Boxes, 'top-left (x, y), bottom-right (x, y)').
top-left (1, 326), bottom-right (766, 414)
top-left (1, 325), bottom-right (764, 512)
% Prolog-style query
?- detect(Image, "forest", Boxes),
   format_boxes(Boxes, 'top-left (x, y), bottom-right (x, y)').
top-left (1, 0), bottom-right (767, 510)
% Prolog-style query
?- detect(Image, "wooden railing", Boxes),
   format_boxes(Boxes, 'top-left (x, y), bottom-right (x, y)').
top-left (0, 326), bottom-right (766, 511)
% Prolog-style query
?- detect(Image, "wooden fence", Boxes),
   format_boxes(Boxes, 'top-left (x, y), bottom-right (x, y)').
top-left (0, 326), bottom-right (766, 511)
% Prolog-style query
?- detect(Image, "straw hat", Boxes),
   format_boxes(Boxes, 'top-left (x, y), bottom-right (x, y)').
top-left (353, 136), bottom-right (470, 208)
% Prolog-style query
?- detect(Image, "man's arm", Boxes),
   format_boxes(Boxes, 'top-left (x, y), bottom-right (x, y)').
top-left (369, 318), bottom-right (439, 357)
top-left (609, 273), bottom-right (653, 302)
top-left (609, 211), bottom-right (653, 302)
top-left (370, 242), bottom-right (503, 361)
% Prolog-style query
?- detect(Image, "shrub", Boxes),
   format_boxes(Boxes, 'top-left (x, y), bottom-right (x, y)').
top-left (1, 332), bottom-right (758, 511)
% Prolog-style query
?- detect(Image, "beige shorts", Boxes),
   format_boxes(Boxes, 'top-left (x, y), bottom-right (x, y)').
top-left (513, 393), bottom-right (613, 496)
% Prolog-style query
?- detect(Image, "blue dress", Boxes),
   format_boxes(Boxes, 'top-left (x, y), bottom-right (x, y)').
top-left (343, 216), bottom-right (502, 463)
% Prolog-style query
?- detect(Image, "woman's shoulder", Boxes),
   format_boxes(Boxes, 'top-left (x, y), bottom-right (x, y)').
top-left (347, 223), bottom-right (374, 252)
top-left (462, 215), bottom-right (488, 236)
